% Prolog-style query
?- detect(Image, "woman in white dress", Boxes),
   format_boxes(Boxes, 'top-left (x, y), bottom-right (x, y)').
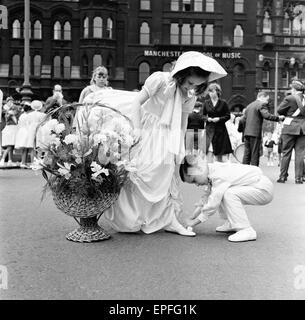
top-left (99, 52), bottom-right (227, 236)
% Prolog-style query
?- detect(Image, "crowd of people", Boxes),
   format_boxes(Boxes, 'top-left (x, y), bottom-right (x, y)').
top-left (1, 51), bottom-right (305, 243)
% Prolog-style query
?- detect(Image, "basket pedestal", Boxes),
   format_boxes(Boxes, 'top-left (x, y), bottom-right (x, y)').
top-left (66, 216), bottom-right (111, 243)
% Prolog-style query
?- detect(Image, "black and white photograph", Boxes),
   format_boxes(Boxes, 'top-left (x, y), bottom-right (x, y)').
top-left (1, 0), bottom-right (305, 308)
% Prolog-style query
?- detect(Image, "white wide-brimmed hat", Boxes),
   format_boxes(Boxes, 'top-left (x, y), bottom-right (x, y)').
top-left (171, 51), bottom-right (227, 82)
top-left (31, 100), bottom-right (43, 111)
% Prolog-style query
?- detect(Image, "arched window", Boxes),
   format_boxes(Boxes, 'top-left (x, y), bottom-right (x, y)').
top-left (53, 56), bottom-right (61, 77)
top-left (33, 20), bottom-right (42, 39)
top-left (234, 25), bottom-right (243, 47)
top-left (106, 18), bottom-right (113, 39)
top-left (33, 55), bottom-right (41, 76)
top-left (170, 23), bottom-right (179, 44)
top-left (283, 12), bottom-right (291, 35)
top-left (139, 62), bottom-right (150, 84)
top-left (292, 5), bottom-right (305, 36)
top-left (140, 0), bottom-right (150, 10)
top-left (83, 17), bottom-right (89, 38)
top-left (171, 0), bottom-right (179, 11)
top-left (93, 54), bottom-right (102, 70)
top-left (233, 63), bottom-right (245, 86)
top-left (140, 22), bottom-right (150, 45)
top-left (12, 19), bottom-right (21, 38)
top-left (93, 17), bottom-right (103, 38)
top-left (193, 24), bottom-right (202, 45)
top-left (54, 21), bottom-right (61, 40)
top-left (12, 54), bottom-right (21, 76)
top-left (63, 56), bottom-right (71, 79)
top-left (263, 11), bottom-right (272, 33)
top-left (194, 0), bottom-right (203, 11)
top-left (181, 24), bottom-right (191, 44)
top-left (63, 21), bottom-right (71, 40)
top-left (82, 55), bottom-right (89, 76)
top-left (262, 61), bottom-right (270, 88)
top-left (204, 24), bottom-right (213, 45)
top-left (162, 62), bottom-right (172, 72)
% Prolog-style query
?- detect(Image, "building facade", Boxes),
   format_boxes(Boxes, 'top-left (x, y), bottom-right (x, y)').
top-left (0, 0), bottom-right (304, 112)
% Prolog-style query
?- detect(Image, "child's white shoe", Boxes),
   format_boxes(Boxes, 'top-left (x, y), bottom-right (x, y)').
top-left (0, 159), bottom-right (5, 167)
top-left (228, 227), bottom-right (257, 242)
top-left (216, 221), bottom-right (235, 233)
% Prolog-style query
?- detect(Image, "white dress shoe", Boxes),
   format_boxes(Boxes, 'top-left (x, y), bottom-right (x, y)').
top-left (216, 221), bottom-right (235, 233)
top-left (165, 216), bottom-right (196, 237)
top-left (228, 227), bottom-right (257, 242)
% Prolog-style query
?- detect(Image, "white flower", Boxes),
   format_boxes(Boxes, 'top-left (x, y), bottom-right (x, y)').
top-left (75, 157), bottom-right (82, 164)
top-left (31, 158), bottom-right (44, 171)
top-left (64, 134), bottom-right (78, 145)
top-left (48, 119), bottom-right (59, 131)
top-left (93, 133), bottom-right (108, 146)
top-left (49, 135), bottom-right (61, 147)
top-left (90, 161), bottom-right (109, 180)
top-left (57, 162), bottom-right (72, 179)
top-left (123, 135), bottom-right (134, 147)
top-left (54, 123), bottom-right (65, 134)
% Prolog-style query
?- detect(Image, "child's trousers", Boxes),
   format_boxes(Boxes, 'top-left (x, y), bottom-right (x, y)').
top-left (219, 176), bottom-right (274, 230)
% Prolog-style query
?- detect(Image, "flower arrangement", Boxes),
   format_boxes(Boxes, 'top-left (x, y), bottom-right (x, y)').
top-left (33, 103), bottom-right (138, 213)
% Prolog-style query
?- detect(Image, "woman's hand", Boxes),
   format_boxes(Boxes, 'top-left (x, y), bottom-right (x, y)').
top-left (211, 117), bottom-right (220, 123)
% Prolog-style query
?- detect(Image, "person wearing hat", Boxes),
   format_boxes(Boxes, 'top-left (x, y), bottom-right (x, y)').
top-left (103, 51), bottom-right (227, 236)
top-left (277, 79), bottom-right (305, 184)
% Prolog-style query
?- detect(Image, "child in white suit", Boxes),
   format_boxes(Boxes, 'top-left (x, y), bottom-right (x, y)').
top-left (179, 155), bottom-right (274, 242)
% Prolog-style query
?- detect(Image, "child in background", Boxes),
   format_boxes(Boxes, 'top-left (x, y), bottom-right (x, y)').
top-left (0, 97), bottom-right (19, 167)
top-left (180, 155), bottom-right (274, 242)
top-left (264, 132), bottom-right (276, 166)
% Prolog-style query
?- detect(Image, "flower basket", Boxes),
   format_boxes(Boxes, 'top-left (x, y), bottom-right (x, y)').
top-left (34, 102), bottom-right (137, 242)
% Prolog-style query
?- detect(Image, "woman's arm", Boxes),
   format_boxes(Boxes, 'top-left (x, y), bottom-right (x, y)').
top-left (130, 88), bottom-right (149, 129)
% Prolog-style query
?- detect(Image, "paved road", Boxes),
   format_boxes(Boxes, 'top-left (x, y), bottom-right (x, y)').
top-left (1, 160), bottom-right (305, 300)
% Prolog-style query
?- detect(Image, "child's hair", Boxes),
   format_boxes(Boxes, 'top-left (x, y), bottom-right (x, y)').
top-left (179, 157), bottom-right (193, 182)
top-left (173, 67), bottom-right (210, 96)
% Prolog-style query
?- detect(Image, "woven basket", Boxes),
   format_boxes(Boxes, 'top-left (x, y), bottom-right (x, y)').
top-left (50, 178), bottom-right (121, 218)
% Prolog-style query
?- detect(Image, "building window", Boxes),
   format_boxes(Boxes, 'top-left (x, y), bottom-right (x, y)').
top-left (171, 0), bottom-right (179, 11)
top-left (204, 24), bottom-right (213, 46)
top-left (33, 20), bottom-right (42, 39)
top-left (283, 12), bottom-right (291, 35)
top-left (106, 56), bottom-right (114, 78)
top-left (140, 0), bottom-right (150, 10)
top-left (170, 23), bottom-right (179, 44)
top-left (194, 0), bottom-right (203, 11)
top-left (53, 21), bottom-right (61, 40)
top-left (12, 19), bottom-right (21, 38)
top-left (53, 56), bottom-right (61, 77)
top-left (82, 55), bottom-right (88, 76)
top-left (93, 17), bottom-right (103, 38)
top-left (12, 54), bottom-right (21, 76)
top-left (193, 24), bottom-right (202, 45)
top-left (107, 18), bottom-right (113, 39)
top-left (181, 24), bottom-right (191, 44)
top-left (262, 62), bottom-right (270, 88)
top-left (93, 54), bottom-right (102, 70)
top-left (299, 64), bottom-right (305, 81)
top-left (139, 62), bottom-right (150, 84)
top-left (162, 62), bottom-right (172, 72)
top-left (183, 0), bottom-right (191, 11)
top-left (206, 0), bottom-right (214, 12)
top-left (263, 11), bottom-right (272, 33)
top-left (83, 17), bottom-right (89, 38)
top-left (233, 63), bottom-right (245, 86)
top-left (234, 0), bottom-right (244, 13)
top-left (33, 55), bottom-right (41, 76)
top-left (63, 21), bottom-right (71, 40)
top-left (234, 24), bottom-right (243, 47)
top-left (140, 22), bottom-right (150, 45)
top-left (281, 68), bottom-right (289, 88)
top-left (63, 56), bottom-right (71, 79)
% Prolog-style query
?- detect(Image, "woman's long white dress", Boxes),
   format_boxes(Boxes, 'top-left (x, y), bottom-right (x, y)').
top-left (98, 72), bottom-right (196, 233)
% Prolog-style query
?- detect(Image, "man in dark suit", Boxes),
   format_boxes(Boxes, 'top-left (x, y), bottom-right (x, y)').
top-left (241, 91), bottom-right (284, 166)
top-left (277, 80), bottom-right (305, 184)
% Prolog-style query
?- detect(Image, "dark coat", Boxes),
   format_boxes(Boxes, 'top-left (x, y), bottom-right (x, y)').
top-left (202, 98), bottom-right (233, 155)
top-left (242, 100), bottom-right (279, 138)
top-left (277, 93), bottom-right (305, 135)
top-left (187, 110), bottom-right (205, 130)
